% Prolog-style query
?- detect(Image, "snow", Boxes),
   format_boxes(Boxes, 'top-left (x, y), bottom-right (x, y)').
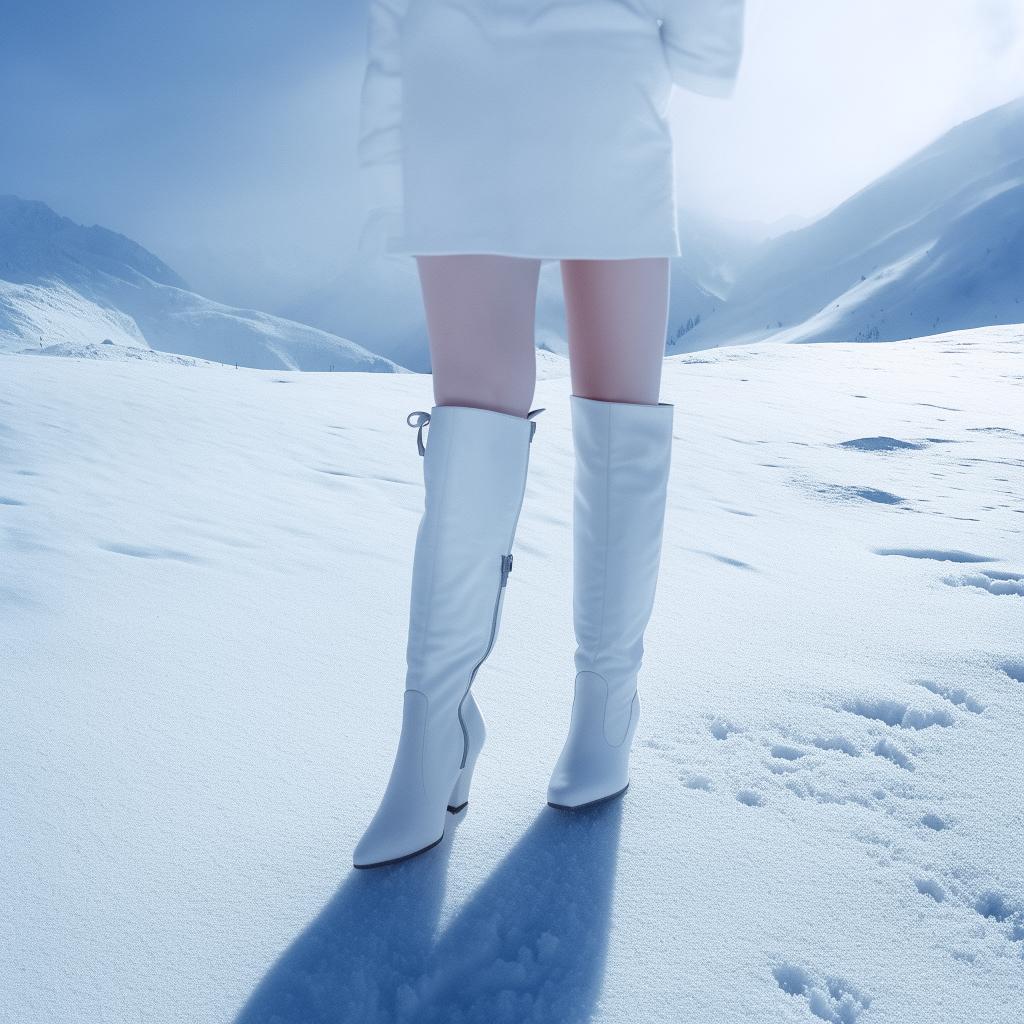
top-left (682, 97), bottom-right (1024, 351)
top-left (2, 324), bottom-right (1023, 1023)
top-left (19, 338), bottom-right (228, 367)
top-left (0, 195), bottom-right (404, 373)
top-left (0, 278), bottom-right (148, 351)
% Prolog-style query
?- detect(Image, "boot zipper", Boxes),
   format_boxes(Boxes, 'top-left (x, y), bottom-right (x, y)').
top-left (407, 406), bottom-right (542, 769)
top-left (457, 552), bottom-right (513, 768)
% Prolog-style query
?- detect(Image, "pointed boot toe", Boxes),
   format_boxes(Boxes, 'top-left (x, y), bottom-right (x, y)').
top-left (353, 691), bottom-right (452, 869)
top-left (547, 670), bottom-right (639, 810)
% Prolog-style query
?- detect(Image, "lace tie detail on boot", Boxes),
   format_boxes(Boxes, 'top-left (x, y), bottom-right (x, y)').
top-left (407, 409), bottom-right (432, 455)
top-left (408, 407), bottom-right (546, 456)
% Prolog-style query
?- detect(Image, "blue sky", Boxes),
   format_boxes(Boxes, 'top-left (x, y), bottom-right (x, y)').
top-left (2, 1), bottom-right (1022, 311)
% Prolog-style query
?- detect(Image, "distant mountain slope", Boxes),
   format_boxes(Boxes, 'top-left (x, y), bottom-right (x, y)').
top-left (685, 96), bottom-right (1024, 349)
top-left (22, 339), bottom-right (226, 367)
top-left (0, 196), bottom-right (405, 372)
top-left (284, 254), bottom-right (429, 372)
top-left (0, 194), bottom-right (187, 290)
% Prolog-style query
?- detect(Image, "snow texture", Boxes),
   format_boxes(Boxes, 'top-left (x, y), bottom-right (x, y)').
top-left (2, 323), bottom-right (1023, 1022)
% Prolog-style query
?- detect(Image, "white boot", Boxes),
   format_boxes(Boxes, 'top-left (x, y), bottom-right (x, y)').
top-left (547, 394), bottom-right (674, 810)
top-left (354, 403), bottom-right (544, 868)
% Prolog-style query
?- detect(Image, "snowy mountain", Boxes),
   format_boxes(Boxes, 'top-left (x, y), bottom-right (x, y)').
top-left (283, 252), bottom-right (431, 372)
top-left (0, 196), bottom-right (405, 372)
top-left (686, 96), bottom-right (1024, 349)
top-left (4, 323), bottom-right (1023, 1022)
top-left (666, 261), bottom-right (727, 353)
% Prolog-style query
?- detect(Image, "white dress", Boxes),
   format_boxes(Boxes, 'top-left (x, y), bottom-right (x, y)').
top-left (356, 0), bottom-right (745, 261)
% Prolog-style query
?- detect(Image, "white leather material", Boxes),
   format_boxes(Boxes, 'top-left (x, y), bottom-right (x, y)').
top-left (357, 2), bottom-right (748, 260)
top-left (354, 403), bottom-right (540, 867)
top-left (548, 395), bottom-right (674, 809)
top-left (447, 691), bottom-right (485, 810)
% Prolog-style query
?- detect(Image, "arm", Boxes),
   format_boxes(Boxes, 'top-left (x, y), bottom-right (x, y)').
top-left (659, 0), bottom-right (746, 99)
top-left (356, 0), bottom-right (408, 253)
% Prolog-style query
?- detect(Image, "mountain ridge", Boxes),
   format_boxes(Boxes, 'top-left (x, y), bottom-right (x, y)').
top-left (0, 195), bottom-right (405, 372)
top-left (684, 95), bottom-right (1024, 349)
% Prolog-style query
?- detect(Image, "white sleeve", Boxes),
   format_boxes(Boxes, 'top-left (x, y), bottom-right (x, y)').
top-left (356, 0), bottom-right (409, 256)
top-left (658, 0), bottom-right (746, 99)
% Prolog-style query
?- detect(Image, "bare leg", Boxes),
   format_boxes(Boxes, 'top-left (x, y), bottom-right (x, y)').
top-left (560, 258), bottom-right (671, 404)
top-left (415, 254), bottom-right (542, 418)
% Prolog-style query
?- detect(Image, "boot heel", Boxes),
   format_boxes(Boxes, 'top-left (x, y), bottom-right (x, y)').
top-left (448, 693), bottom-right (486, 813)
top-left (447, 768), bottom-right (472, 813)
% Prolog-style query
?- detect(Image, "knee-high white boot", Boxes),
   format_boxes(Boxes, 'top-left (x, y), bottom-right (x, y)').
top-left (547, 394), bottom-right (674, 810)
top-left (354, 403), bottom-right (545, 868)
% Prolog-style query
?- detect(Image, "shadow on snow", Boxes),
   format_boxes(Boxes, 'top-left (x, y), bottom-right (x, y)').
top-left (235, 801), bottom-right (624, 1023)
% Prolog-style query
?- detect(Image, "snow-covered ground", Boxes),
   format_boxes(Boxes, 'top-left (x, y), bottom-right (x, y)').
top-left (2, 325), bottom-right (1023, 1023)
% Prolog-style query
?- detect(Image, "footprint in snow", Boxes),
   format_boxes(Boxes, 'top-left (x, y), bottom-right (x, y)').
top-left (943, 568), bottom-right (1024, 597)
top-left (769, 744), bottom-right (806, 761)
top-left (974, 892), bottom-right (1024, 944)
top-left (812, 736), bottom-right (861, 757)
top-left (708, 717), bottom-right (742, 740)
top-left (997, 661), bottom-right (1024, 685)
top-left (810, 482), bottom-right (906, 506)
top-left (915, 878), bottom-right (947, 903)
top-left (772, 962), bottom-right (872, 1023)
top-left (836, 436), bottom-right (926, 452)
top-left (965, 425), bottom-right (1024, 439)
top-left (766, 744), bottom-right (806, 774)
top-left (873, 738), bottom-right (913, 770)
top-left (917, 679), bottom-right (985, 714)
top-left (873, 547), bottom-right (995, 563)
top-left (683, 775), bottom-right (714, 792)
top-left (844, 697), bottom-right (954, 730)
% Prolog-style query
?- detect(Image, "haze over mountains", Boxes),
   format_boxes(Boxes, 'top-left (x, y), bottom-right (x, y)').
top-left (0, 195), bottom-right (403, 372)
top-left (680, 95), bottom-right (1024, 350)
top-left (1, 97), bottom-right (1020, 372)
top-left (283, 97), bottom-right (1023, 363)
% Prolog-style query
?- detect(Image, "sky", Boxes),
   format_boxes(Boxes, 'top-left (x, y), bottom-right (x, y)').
top-left (676, 0), bottom-right (1024, 232)
top-left (1, 0), bottom-right (1022, 311)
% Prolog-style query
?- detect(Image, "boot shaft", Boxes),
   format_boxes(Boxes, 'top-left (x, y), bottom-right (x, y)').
top-left (404, 404), bottom-right (544, 716)
top-left (570, 394), bottom-right (674, 689)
